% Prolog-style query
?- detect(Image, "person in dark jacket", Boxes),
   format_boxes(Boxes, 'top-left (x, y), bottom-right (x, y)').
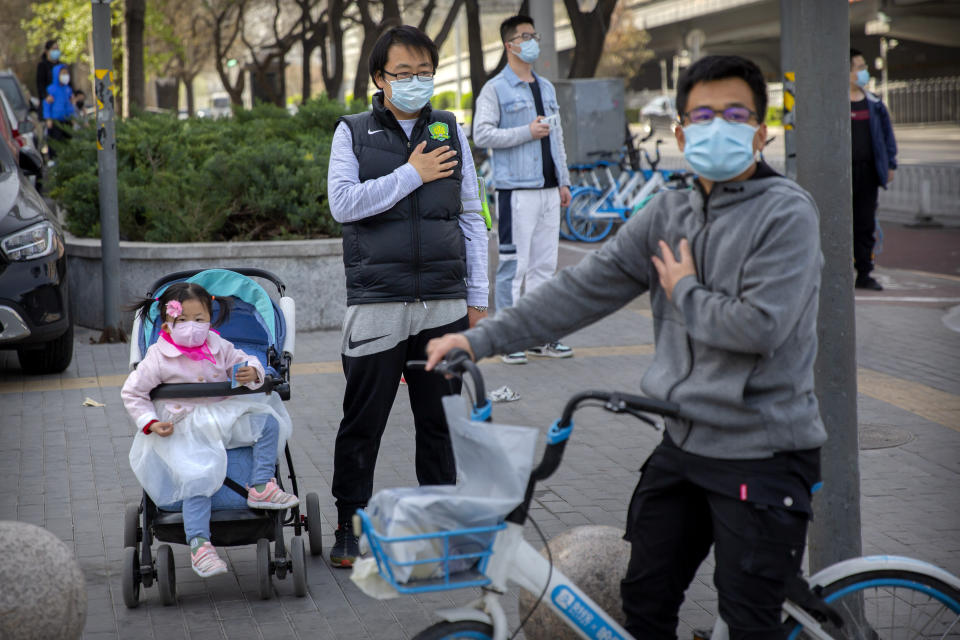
top-left (42, 63), bottom-right (75, 157)
top-left (849, 48), bottom-right (897, 291)
top-left (36, 39), bottom-right (61, 104)
top-left (324, 25), bottom-right (489, 568)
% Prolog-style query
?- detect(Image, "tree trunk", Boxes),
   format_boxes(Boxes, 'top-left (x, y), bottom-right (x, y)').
top-left (352, 0), bottom-right (401, 104)
top-left (183, 73), bottom-right (196, 115)
top-left (562, 0), bottom-right (618, 78)
top-left (464, 0), bottom-right (486, 109)
top-left (123, 0), bottom-right (147, 117)
top-left (432, 0), bottom-right (464, 50)
top-left (302, 39), bottom-right (315, 100)
top-left (318, 0), bottom-right (346, 100)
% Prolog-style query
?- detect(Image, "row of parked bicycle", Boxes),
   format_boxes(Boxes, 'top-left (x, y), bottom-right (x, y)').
top-left (477, 131), bottom-right (694, 243)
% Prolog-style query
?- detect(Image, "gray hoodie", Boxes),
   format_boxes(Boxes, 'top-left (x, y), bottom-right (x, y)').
top-left (465, 170), bottom-right (828, 459)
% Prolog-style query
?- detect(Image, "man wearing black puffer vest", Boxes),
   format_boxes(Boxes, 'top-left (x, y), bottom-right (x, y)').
top-left (325, 25), bottom-right (489, 568)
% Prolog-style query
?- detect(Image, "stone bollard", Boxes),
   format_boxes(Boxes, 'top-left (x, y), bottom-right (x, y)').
top-left (0, 521), bottom-right (87, 640)
top-left (518, 525), bottom-right (631, 640)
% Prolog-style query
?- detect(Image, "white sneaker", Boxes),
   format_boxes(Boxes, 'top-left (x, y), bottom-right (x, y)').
top-left (501, 352), bottom-right (528, 365)
top-left (191, 542), bottom-right (228, 578)
top-left (527, 342), bottom-right (574, 358)
top-left (488, 385), bottom-right (521, 402)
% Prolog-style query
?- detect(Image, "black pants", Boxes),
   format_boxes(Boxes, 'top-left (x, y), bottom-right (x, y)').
top-left (332, 315), bottom-right (468, 523)
top-left (46, 124), bottom-right (71, 159)
top-left (852, 161), bottom-right (880, 277)
top-left (621, 457), bottom-right (809, 639)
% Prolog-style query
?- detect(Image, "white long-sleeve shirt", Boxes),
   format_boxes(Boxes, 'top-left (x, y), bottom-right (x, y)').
top-left (328, 119), bottom-right (489, 307)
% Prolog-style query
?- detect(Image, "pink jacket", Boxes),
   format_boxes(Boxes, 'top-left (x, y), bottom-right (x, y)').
top-left (121, 332), bottom-right (265, 431)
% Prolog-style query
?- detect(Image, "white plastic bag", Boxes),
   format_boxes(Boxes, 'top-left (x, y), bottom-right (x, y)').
top-left (360, 396), bottom-right (538, 588)
top-left (128, 393), bottom-right (292, 506)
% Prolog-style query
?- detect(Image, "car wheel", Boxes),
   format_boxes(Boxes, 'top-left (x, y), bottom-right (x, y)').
top-left (18, 324), bottom-right (73, 374)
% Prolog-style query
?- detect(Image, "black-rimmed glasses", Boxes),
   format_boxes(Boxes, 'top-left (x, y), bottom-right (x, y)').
top-left (681, 106), bottom-right (758, 125)
top-left (382, 70), bottom-right (435, 82)
top-left (509, 32), bottom-right (541, 43)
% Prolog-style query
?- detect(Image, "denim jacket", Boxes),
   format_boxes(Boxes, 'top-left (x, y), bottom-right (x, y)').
top-left (473, 65), bottom-right (570, 190)
top-left (863, 91), bottom-right (898, 188)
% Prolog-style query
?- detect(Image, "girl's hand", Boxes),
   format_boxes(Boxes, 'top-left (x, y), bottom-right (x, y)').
top-left (234, 366), bottom-right (258, 384)
top-left (151, 421), bottom-right (174, 437)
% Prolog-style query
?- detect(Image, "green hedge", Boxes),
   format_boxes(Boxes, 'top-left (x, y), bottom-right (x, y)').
top-left (50, 95), bottom-right (364, 242)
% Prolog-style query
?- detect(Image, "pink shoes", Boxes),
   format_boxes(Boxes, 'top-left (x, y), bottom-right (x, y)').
top-left (191, 542), bottom-right (228, 578)
top-left (247, 478), bottom-right (299, 510)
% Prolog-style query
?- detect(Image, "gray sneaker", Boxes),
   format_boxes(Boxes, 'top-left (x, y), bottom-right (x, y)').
top-left (501, 352), bottom-right (528, 364)
top-left (527, 342), bottom-right (574, 358)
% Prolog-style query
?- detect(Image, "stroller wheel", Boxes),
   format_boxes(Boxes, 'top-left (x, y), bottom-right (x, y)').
top-left (291, 536), bottom-right (307, 597)
top-left (257, 538), bottom-right (272, 600)
top-left (121, 546), bottom-right (140, 609)
top-left (305, 493), bottom-right (322, 556)
top-left (124, 503), bottom-right (140, 549)
top-left (156, 544), bottom-right (177, 606)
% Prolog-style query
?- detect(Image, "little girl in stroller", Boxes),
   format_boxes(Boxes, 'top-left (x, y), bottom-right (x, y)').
top-left (122, 282), bottom-right (297, 577)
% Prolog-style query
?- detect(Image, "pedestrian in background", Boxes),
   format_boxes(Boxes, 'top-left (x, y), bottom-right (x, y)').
top-left (43, 62), bottom-right (75, 158)
top-left (36, 39), bottom-right (62, 104)
top-left (849, 48), bottom-right (897, 291)
top-left (473, 14), bottom-right (574, 365)
top-left (325, 25), bottom-right (488, 568)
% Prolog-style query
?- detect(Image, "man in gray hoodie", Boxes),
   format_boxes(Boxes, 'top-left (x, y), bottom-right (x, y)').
top-left (425, 55), bottom-right (826, 639)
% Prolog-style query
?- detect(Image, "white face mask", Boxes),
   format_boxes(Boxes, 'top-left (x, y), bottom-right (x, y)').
top-left (60, 74), bottom-right (70, 85)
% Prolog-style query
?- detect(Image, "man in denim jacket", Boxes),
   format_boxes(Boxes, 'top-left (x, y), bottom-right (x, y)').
top-left (473, 14), bottom-right (574, 364)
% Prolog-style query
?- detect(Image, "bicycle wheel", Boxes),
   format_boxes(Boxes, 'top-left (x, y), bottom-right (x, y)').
top-left (786, 569), bottom-right (960, 639)
top-left (412, 620), bottom-right (494, 639)
top-left (566, 187), bottom-right (613, 242)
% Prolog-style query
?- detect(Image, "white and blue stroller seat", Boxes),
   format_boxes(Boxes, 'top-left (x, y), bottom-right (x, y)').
top-left (137, 268), bottom-right (288, 380)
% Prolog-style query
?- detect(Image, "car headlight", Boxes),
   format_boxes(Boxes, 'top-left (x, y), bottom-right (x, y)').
top-left (1, 221), bottom-right (57, 261)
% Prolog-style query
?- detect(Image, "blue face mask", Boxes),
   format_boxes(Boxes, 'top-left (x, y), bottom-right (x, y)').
top-left (517, 39), bottom-right (540, 63)
top-left (387, 76), bottom-right (434, 114)
top-left (50, 49), bottom-right (61, 61)
top-left (855, 69), bottom-right (870, 88)
top-left (682, 118), bottom-right (759, 182)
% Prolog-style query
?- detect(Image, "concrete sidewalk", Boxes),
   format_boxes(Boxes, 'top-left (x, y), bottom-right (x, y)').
top-left (1, 265), bottom-right (958, 639)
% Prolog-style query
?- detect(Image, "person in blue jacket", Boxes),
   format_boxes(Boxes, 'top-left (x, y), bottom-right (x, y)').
top-left (43, 63), bottom-right (76, 157)
top-left (849, 48), bottom-right (897, 291)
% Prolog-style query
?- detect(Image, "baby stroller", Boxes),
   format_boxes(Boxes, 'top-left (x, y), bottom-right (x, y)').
top-left (121, 268), bottom-right (322, 607)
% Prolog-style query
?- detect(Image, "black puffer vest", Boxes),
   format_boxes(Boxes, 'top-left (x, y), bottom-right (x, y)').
top-left (338, 95), bottom-right (466, 306)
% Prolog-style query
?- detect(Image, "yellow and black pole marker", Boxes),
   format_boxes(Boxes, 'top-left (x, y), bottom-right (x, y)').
top-left (783, 70), bottom-right (797, 180)
top-left (92, 0), bottom-right (126, 342)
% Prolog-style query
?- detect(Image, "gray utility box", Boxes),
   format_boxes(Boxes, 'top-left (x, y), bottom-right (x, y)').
top-left (553, 78), bottom-right (626, 166)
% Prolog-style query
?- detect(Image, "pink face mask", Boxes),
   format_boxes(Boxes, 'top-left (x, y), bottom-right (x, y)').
top-left (169, 321), bottom-right (210, 348)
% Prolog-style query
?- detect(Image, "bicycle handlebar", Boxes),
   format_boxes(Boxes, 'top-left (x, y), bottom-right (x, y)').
top-left (407, 349), bottom-right (489, 420)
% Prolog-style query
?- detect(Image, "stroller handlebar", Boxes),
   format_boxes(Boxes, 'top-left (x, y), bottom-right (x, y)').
top-left (149, 375), bottom-right (290, 401)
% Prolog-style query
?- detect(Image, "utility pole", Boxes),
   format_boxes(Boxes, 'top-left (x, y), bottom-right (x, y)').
top-left (529, 0), bottom-right (558, 81)
top-left (91, 0), bottom-right (126, 343)
top-left (779, 0), bottom-right (797, 180)
top-left (787, 0), bottom-right (861, 572)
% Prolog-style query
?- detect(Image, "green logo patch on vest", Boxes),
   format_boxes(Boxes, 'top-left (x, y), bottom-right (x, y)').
top-left (428, 121), bottom-right (450, 141)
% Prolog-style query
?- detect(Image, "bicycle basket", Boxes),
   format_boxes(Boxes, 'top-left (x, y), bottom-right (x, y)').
top-left (355, 509), bottom-right (505, 594)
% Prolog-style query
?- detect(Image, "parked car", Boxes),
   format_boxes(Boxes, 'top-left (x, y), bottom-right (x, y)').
top-left (0, 70), bottom-right (43, 151)
top-left (0, 92), bottom-right (45, 191)
top-left (0, 92), bottom-right (72, 374)
top-left (640, 94), bottom-right (678, 134)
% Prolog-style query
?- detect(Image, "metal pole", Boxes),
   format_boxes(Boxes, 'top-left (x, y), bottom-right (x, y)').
top-left (92, 0), bottom-right (126, 342)
top-left (880, 37), bottom-right (889, 106)
top-left (529, 0), bottom-right (558, 81)
top-left (454, 8), bottom-right (463, 111)
top-left (789, 0), bottom-right (862, 572)
top-left (660, 59), bottom-right (668, 94)
top-left (779, 0), bottom-right (797, 180)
